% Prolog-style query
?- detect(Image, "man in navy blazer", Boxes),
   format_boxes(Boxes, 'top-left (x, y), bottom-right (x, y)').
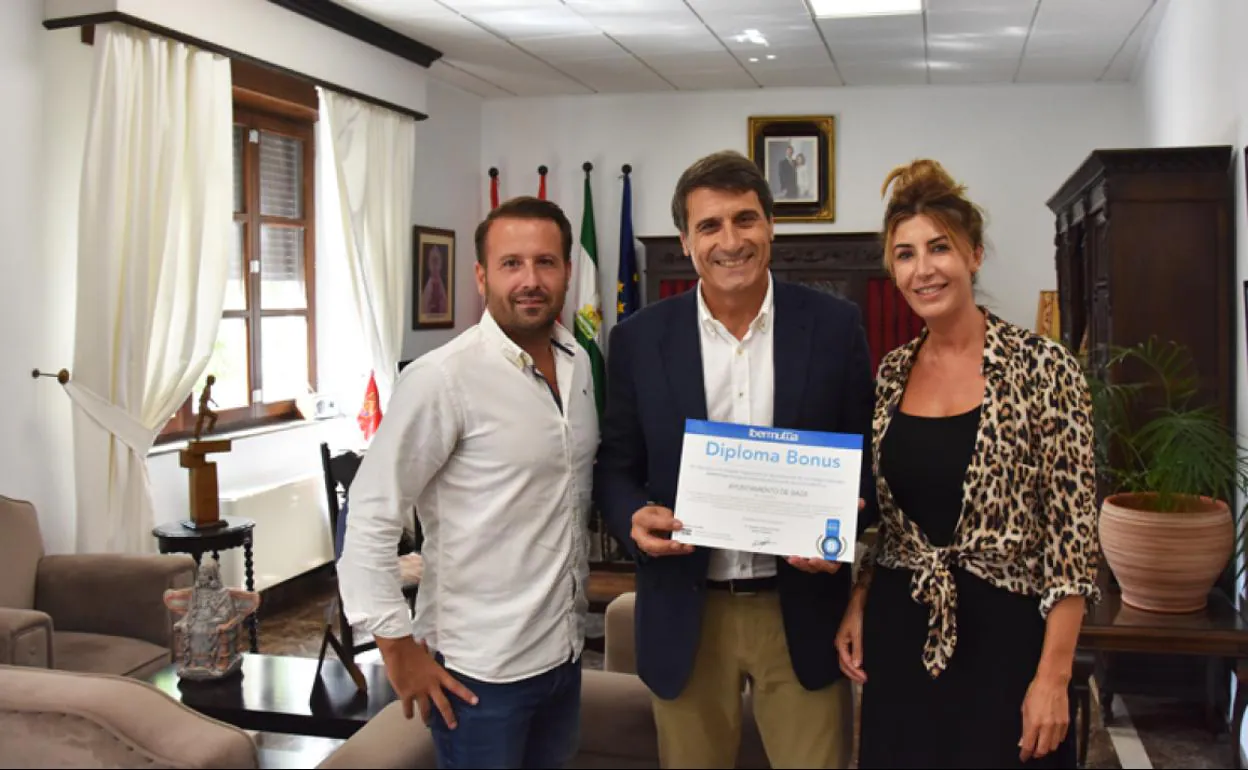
top-left (595, 150), bottom-right (876, 769)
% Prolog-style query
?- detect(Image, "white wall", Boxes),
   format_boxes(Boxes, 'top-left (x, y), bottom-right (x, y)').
top-left (0, 3), bottom-right (80, 554)
top-left (482, 83), bottom-right (1145, 333)
top-left (403, 78), bottom-right (485, 362)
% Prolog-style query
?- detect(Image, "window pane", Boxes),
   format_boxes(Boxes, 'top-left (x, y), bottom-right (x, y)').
top-left (261, 316), bottom-right (309, 403)
top-left (233, 125), bottom-right (245, 214)
top-left (194, 317), bottom-right (250, 412)
top-left (259, 131), bottom-right (302, 219)
top-left (261, 226), bottom-right (306, 310)
top-left (224, 222), bottom-right (247, 311)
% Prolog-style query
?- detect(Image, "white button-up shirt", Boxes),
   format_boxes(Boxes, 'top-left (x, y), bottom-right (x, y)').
top-left (337, 310), bottom-right (599, 684)
top-left (697, 272), bottom-right (778, 581)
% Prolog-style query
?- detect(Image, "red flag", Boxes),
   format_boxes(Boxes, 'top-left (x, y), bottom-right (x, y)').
top-left (538, 165), bottom-right (548, 200)
top-left (489, 167), bottom-right (499, 210)
top-left (357, 371), bottom-right (382, 440)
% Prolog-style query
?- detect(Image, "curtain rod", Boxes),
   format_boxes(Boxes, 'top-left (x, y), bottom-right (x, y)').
top-left (43, 11), bottom-right (429, 122)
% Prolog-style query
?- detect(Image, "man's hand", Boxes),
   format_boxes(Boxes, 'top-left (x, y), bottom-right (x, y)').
top-left (631, 505), bottom-right (695, 558)
top-left (376, 635), bottom-right (478, 729)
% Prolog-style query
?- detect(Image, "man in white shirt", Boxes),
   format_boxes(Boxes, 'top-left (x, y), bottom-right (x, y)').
top-left (595, 150), bottom-right (876, 768)
top-left (338, 196), bottom-right (600, 769)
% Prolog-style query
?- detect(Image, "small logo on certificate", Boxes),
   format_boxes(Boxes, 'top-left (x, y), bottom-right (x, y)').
top-left (817, 518), bottom-right (844, 560)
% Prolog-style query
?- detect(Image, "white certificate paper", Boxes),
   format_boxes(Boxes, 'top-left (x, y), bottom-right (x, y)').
top-left (671, 419), bottom-right (863, 562)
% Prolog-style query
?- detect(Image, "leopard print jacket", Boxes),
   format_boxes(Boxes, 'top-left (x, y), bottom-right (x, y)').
top-left (857, 309), bottom-right (1101, 678)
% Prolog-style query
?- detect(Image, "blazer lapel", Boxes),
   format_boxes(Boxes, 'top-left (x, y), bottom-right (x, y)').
top-left (661, 291), bottom-right (708, 421)
top-left (772, 283), bottom-right (811, 429)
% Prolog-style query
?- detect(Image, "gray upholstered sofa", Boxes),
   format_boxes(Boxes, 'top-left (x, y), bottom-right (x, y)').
top-left (0, 495), bottom-right (196, 679)
top-left (0, 591), bottom-right (771, 769)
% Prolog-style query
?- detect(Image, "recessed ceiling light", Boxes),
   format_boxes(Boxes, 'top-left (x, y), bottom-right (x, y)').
top-left (766, 54), bottom-right (777, 60)
top-left (732, 28), bottom-right (769, 46)
top-left (809, 0), bottom-right (922, 18)
top-left (749, 57), bottom-right (759, 62)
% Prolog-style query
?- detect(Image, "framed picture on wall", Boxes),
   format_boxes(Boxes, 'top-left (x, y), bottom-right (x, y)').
top-left (747, 115), bottom-right (836, 223)
top-left (413, 224), bottom-right (455, 330)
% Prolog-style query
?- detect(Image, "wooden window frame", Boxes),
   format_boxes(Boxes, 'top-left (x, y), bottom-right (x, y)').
top-left (157, 64), bottom-right (319, 444)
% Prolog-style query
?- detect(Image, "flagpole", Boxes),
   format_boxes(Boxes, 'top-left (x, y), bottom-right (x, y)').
top-left (538, 165), bottom-right (548, 200)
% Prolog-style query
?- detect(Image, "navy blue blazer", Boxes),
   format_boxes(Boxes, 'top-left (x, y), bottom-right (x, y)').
top-left (594, 279), bottom-right (878, 700)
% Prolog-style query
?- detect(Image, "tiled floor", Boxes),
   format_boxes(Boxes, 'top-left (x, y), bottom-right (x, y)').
top-left (255, 577), bottom-right (1239, 769)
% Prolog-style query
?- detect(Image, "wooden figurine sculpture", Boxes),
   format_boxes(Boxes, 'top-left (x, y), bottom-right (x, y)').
top-left (164, 560), bottom-right (260, 681)
top-left (194, 374), bottom-right (218, 441)
top-left (180, 374), bottom-right (232, 530)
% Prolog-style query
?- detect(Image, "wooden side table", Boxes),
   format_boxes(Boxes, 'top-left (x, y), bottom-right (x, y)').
top-left (1078, 587), bottom-right (1248, 769)
top-left (152, 516), bottom-right (258, 653)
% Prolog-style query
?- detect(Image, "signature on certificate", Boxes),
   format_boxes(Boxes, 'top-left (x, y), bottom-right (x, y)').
top-left (752, 537), bottom-right (774, 549)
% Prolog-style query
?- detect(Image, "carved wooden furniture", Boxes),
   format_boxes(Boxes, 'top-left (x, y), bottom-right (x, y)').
top-left (1048, 145), bottom-right (1238, 745)
top-left (1077, 588), bottom-right (1248, 769)
top-left (639, 231), bottom-right (921, 372)
top-left (1046, 145), bottom-right (1235, 422)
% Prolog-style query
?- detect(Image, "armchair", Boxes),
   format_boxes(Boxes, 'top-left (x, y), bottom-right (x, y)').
top-left (0, 495), bottom-right (196, 678)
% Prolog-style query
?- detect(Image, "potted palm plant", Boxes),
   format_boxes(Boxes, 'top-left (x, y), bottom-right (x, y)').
top-left (1088, 337), bottom-right (1248, 613)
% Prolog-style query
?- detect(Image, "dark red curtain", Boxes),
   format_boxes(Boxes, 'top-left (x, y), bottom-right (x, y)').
top-left (658, 279), bottom-right (698, 299)
top-left (866, 278), bottom-right (923, 374)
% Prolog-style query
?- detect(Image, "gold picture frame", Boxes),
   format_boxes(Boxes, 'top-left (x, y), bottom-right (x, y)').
top-left (747, 115), bottom-right (836, 223)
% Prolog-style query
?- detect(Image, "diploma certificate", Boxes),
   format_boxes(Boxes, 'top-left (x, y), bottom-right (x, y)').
top-left (671, 419), bottom-right (863, 562)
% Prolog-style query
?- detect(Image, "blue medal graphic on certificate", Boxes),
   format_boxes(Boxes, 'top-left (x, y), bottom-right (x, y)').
top-left (671, 419), bottom-right (864, 562)
top-left (818, 519), bottom-right (844, 560)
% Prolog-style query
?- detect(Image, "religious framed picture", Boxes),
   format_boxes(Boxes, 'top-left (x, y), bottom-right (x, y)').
top-left (412, 224), bottom-right (455, 330)
top-left (747, 115), bottom-right (836, 223)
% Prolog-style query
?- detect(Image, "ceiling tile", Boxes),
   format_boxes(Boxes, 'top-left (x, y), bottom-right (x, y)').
top-left (666, 70), bottom-right (761, 91)
top-left (818, 12), bottom-right (926, 63)
top-left (750, 64), bottom-right (845, 88)
top-left (429, 60), bottom-right (516, 97)
top-left (1014, 56), bottom-right (1104, 83)
top-left (1023, 0), bottom-right (1153, 58)
top-left (836, 60), bottom-right (927, 86)
top-left (928, 57), bottom-right (1018, 84)
top-left (513, 33), bottom-right (630, 61)
top-left (561, 57), bottom-right (677, 92)
top-left (452, 60), bottom-right (596, 96)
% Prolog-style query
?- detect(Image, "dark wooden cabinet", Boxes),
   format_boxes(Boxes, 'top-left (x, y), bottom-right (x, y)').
top-left (1047, 145), bottom-right (1236, 424)
top-left (639, 232), bottom-right (922, 372)
top-left (1047, 145), bottom-right (1237, 727)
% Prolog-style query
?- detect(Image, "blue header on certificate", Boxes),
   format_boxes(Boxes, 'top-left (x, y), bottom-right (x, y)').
top-left (684, 419), bottom-right (863, 451)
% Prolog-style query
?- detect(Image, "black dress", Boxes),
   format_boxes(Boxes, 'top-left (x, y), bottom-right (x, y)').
top-left (857, 406), bottom-right (1076, 769)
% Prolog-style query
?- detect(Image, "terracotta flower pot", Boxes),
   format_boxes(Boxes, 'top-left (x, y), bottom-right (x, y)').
top-left (1099, 492), bottom-right (1233, 613)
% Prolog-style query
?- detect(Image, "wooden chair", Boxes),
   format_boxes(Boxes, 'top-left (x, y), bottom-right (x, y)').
top-left (316, 442), bottom-right (422, 691)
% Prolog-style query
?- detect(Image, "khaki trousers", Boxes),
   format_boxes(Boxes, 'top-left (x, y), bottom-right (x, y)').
top-left (651, 590), bottom-right (853, 769)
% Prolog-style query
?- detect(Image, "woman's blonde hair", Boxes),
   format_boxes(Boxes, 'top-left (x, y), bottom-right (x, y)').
top-left (879, 159), bottom-right (985, 276)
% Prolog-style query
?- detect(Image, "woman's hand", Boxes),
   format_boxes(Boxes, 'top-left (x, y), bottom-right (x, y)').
top-left (1019, 673), bottom-right (1070, 761)
top-left (835, 586), bottom-right (868, 684)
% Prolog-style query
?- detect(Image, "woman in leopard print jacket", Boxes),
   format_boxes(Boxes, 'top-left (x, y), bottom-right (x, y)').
top-left (837, 159), bottom-right (1100, 770)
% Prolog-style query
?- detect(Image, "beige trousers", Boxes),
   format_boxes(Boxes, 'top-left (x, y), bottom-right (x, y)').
top-left (651, 590), bottom-right (853, 769)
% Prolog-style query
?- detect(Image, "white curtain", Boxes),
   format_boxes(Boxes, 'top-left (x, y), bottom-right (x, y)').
top-left (68, 23), bottom-right (233, 553)
top-left (320, 88), bottom-right (417, 411)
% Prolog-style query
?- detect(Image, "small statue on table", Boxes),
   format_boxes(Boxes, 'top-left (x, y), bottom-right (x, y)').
top-left (180, 374), bottom-right (232, 531)
top-left (164, 559), bottom-right (260, 682)
top-left (194, 374), bottom-right (218, 441)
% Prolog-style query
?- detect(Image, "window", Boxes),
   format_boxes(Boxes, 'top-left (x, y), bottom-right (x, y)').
top-left (159, 82), bottom-right (318, 442)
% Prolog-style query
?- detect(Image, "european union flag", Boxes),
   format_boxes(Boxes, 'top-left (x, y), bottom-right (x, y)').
top-left (617, 168), bottom-right (640, 321)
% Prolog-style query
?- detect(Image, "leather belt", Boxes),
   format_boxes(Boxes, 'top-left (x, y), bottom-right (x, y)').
top-left (706, 576), bottom-right (777, 595)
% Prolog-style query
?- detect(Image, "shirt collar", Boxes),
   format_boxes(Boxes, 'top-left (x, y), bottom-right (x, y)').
top-left (480, 309), bottom-right (578, 372)
top-left (696, 271), bottom-right (775, 334)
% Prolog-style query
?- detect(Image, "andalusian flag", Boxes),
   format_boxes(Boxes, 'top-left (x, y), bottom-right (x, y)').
top-left (571, 169), bottom-right (605, 417)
